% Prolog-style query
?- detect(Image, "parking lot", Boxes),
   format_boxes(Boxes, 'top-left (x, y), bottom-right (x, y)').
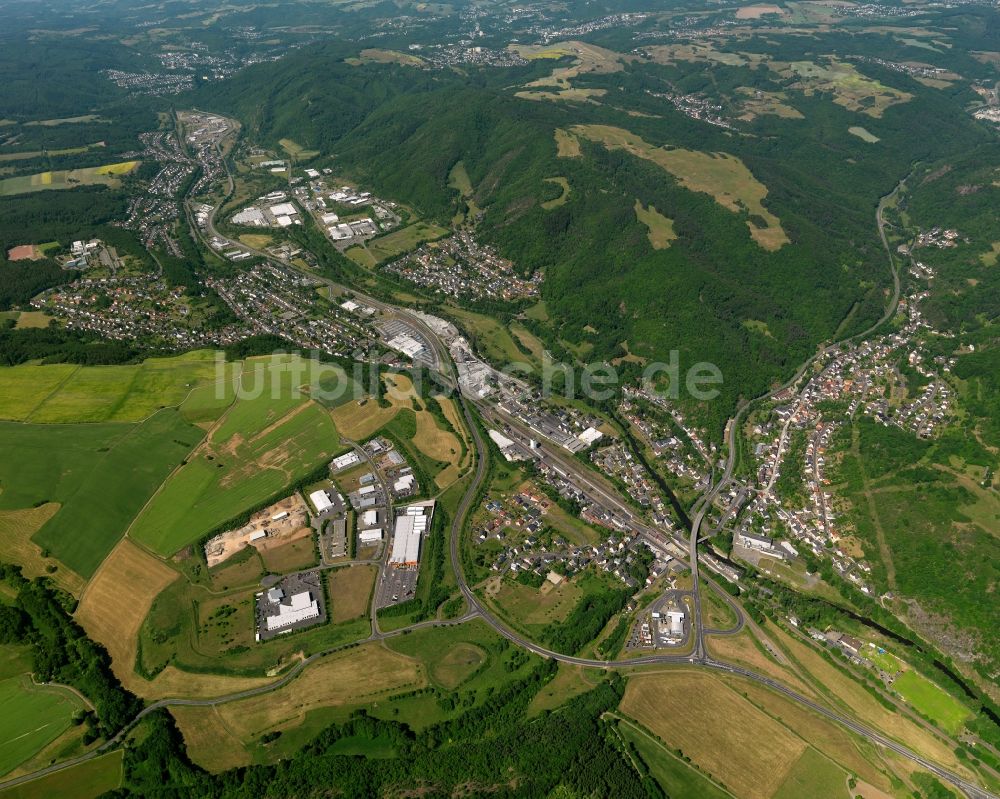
top-left (375, 565), bottom-right (419, 610)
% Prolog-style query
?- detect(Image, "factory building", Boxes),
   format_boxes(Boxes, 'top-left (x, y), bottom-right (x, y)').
top-left (309, 489), bottom-right (334, 513)
top-left (388, 502), bottom-right (434, 566)
top-left (264, 590), bottom-right (320, 631)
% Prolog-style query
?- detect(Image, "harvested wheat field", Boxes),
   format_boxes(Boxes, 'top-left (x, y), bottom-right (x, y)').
top-left (621, 670), bottom-right (805, 799)
top-left (76, 539), bottom-right (178, 685)
top-left (214, 643), bottom-right (425, 740)
top-left (170, 706), bottom-right (252, 772)
top-left (0, 504), bottom-right (85, 596)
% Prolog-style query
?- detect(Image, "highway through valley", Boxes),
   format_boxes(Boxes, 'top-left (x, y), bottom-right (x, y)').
top-left (3, 147), bottom-right (992, 799)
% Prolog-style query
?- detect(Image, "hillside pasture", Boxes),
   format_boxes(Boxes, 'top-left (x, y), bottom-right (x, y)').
top-left (772, 59), bottom-right (912, 118)
top-left (849, 126), bottom-right (881, 143)
top-left (554, 128), bottom-right (581, 157)
top-left (634, 200), bottom-right (677, 249)
top-left (572, 125), bottom-right (789, 251)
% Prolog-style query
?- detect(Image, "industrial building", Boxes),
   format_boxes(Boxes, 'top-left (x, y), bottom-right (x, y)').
top-left (388, 502), bottom-right (435, 566)
top-left (264, 589), bottom-right (320, 632)
top-left (331, 451), bottom-right (361, 471)
top-left (309, 489), bottom-right (334, 513)
top-left (256, 571), bottom-right (326, 641)
top-left (359, 528), bottom-right (383, 545)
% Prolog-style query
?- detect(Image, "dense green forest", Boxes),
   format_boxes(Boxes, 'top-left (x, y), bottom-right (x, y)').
top-left (190, 33), bottom-right (994, 434)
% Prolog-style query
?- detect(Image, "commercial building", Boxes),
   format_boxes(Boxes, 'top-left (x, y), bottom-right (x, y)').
top-left (737, 531), bottom-right (775, 552)
top-left (666, 610), bottom-right (685, 637)
top-left (361, 509), bottom-right (379, 527)
top-left (386, 333), bottom-right (426, 359)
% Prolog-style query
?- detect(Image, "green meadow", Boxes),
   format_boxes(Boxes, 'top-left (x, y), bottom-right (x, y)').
top-left (6, 410), bottom-right (202, 577)
top-left (893, 670), bottom-right (972, 735)
top-left (0, 352), bottom-right (227, 424)
top-left (0, 751), bottom-right (122, 799)
top-left (0, 675), bottom-right (87, 776)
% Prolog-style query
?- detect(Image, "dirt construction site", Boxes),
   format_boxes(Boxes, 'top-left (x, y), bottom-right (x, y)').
top-left (204, 494), bottom-right (311, 568)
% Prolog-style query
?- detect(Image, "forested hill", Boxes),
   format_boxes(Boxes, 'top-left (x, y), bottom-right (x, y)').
top-left (190, 38), bottom-right (993, 433)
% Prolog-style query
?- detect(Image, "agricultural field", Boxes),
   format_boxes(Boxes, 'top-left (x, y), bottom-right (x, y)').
top-left (0, 160), bottom-right (139, 196)
top-left (616, 720), bottom-right (732, 799)
top-left (571, 125), bottom-right (789, 251)
top-left (0, 675), bottom-right (87, 776)
top-left (634, 200), bottom-right (677, 250)
top-left (0, 410), bottom-right (200, 578)
top-left (771, 746), bottom-right (849, 799)
top-left (0, 351), bottom-right (227, 424)
top-left (129, 385), bottom-right (338, 557)
top-left (75, 539), bottom-right (179, 689)
top-left (622, 671), bottom-right (807, 799)
top-left (619, 670), bottom-right (909, 799)
top-left (0, 502), bottom-right (85, 596)
top-left (0, 142), bottom-right (107, 163)
top-left (0, 751), bottom-right (122, 799)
